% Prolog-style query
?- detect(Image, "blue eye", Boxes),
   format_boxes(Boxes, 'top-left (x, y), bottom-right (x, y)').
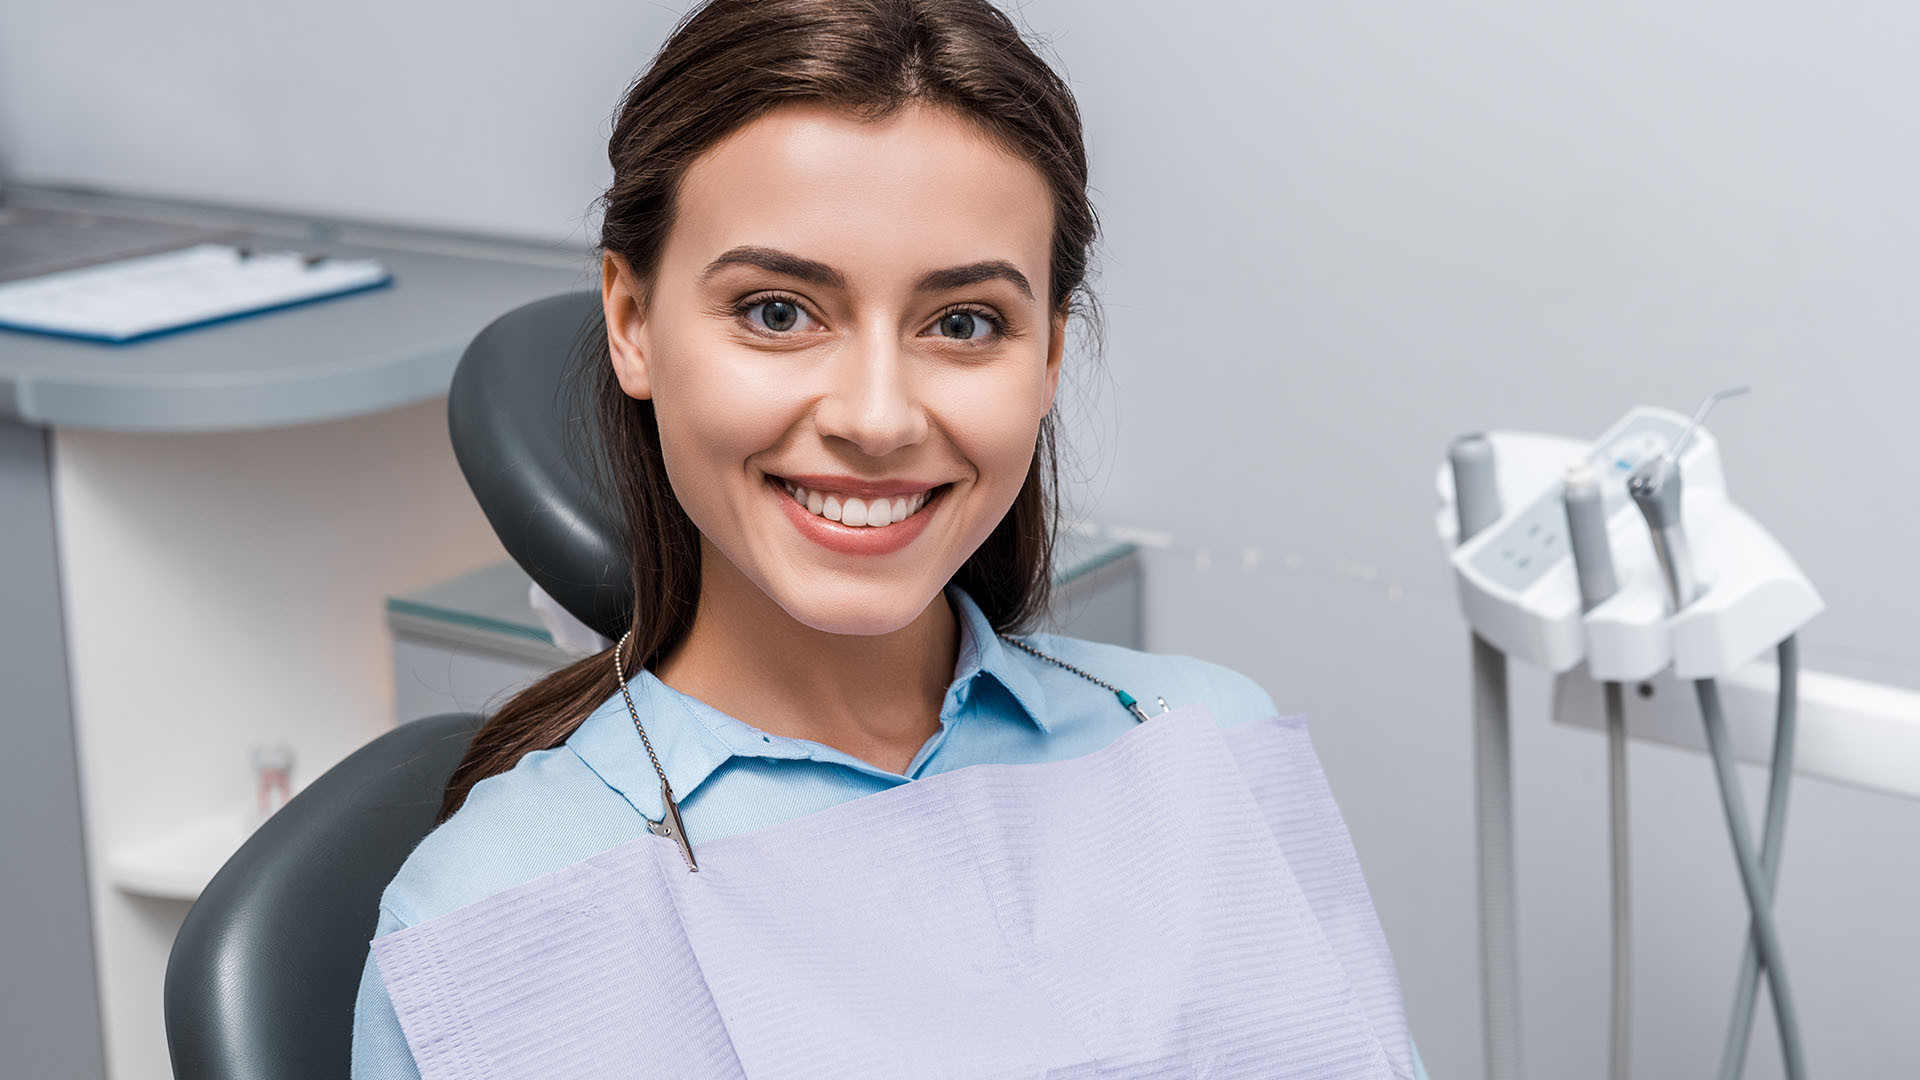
top-left (932, 307), bottom-right (1006, 342)
top-left (737, 295), bottom-right (819, 335)
top-left (758, 299), bottom-right (799, 332)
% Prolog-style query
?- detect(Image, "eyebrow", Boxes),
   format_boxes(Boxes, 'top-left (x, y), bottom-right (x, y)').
top-left (698, 246), bottom-right (1034, 302)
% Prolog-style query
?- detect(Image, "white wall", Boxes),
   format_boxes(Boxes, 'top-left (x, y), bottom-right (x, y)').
top-left (6, 1), bottom-right (1918, 1076)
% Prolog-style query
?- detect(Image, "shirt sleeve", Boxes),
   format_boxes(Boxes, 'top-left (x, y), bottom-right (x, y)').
top-left (350, 905), bottom-right (423, 1080)
top-left (1411, 1037), bottom-right (1430, 1080)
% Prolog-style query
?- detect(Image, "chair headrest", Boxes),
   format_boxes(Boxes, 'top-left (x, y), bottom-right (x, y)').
top-left (448, 292), bottom-right (631, 642)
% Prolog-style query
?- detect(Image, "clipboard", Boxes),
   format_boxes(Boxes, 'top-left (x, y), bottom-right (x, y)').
top-left (0, 242), bottom-right (394, 345)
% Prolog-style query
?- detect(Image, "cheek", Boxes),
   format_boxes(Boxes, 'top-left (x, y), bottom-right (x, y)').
top-left (649, 354), bottom-right (787, 517)
top-left (941, 368), bottom-right (1051, 500)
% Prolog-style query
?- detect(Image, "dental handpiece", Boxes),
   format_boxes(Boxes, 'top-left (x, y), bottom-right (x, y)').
top-left (1628, 455), bottom-right (1698, 610)
top-left (1449, 433), bottom-right (1501, 543)
top-left (1629, 386), bottom-right (1748, 610)
top-left (1450, 432), bottom-right (1523, 1080)
top-left (1563, 462), bottom-right (1618, 610)
top-left (1567, 462), bottom-right (1633, 1080)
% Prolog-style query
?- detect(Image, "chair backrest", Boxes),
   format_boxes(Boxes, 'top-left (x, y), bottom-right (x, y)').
top-left (447, 290), bottom-right (630, 641)
top-left (164, 711), bottom-right (481, 1080)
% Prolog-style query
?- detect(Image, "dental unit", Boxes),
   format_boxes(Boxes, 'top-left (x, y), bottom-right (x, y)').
top-left (1437, 390), bottom-right (1821, 1080)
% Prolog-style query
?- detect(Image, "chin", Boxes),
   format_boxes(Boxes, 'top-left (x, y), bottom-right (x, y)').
top-left (762, 571), bottom-right (949, 638)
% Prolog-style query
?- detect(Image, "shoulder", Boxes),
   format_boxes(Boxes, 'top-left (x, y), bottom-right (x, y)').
top-left (375, 741), bottom-right (641, 931)
top-left (1014, 631), bottom-right (1281, 726)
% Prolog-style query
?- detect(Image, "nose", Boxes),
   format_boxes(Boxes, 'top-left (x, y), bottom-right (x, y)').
top-left (812, 329), bottom-right (928, 458)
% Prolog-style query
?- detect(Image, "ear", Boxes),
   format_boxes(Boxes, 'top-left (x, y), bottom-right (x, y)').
top-left (1042, 304), bottom-right (1068, 412)
top-left (602, 252), bottom-right (654, 400)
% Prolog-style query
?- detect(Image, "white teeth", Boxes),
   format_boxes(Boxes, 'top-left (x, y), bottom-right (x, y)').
top-left (779, 480), bottom-right (935, 528)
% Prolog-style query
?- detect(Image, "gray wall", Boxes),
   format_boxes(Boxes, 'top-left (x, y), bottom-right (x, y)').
top-left (5, 1), bottom-right (1917, 1076)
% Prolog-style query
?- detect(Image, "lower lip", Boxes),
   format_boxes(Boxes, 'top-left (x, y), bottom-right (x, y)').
top-left (769, 477), bottom-right (943, 556)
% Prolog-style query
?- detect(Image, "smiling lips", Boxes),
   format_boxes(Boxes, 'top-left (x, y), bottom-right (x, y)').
top-left (767, 473), bottom-right (946, 557)
top-left (779, 480), bottom-right (934, 528)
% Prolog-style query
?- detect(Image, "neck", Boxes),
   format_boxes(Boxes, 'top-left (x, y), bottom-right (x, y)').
top-left (651, 538), bottom-right (960, 775)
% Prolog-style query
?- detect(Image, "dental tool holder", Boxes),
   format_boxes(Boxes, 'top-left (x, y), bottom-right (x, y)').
top-left (1434, 406), bottom-right (1824, 681)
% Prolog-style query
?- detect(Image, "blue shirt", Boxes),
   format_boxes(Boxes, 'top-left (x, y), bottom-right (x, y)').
top-left (351, 584), bottom-right (1429, 1080)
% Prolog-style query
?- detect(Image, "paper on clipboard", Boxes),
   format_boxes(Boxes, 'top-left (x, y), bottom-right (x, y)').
top-left (0, 242), bottom-right (392, 344)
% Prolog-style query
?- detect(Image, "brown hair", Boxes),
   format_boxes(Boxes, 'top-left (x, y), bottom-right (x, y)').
top-left (437, 0), bottom-right (1102, 824)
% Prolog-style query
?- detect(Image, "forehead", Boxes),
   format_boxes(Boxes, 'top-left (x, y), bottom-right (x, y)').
top-left (668, 101), bottom-right (1053, 293)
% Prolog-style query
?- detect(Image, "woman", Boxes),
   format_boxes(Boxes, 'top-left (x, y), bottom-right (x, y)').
top-left (353, 2), bottom-right (1428, 1076)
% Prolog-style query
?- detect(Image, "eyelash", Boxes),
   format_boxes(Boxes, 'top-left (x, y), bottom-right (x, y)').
top-left (732, 292), bottom-right (1009, 343)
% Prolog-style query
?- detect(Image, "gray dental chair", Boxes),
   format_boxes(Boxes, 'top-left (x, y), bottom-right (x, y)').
top-left (163, 291), bottom-right (619, 1080)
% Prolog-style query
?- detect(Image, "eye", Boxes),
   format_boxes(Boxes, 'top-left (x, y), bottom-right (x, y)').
top-left (927, 306), bottom-right (1007, 343)
top-left (735, 293), bottom-right (821, 335)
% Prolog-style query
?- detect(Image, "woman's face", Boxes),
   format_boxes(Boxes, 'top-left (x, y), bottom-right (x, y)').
top-left (602, 101), bottom-right (1065, 636)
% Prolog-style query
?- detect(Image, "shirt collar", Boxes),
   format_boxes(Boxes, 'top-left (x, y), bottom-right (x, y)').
top-left (941, 583), bottom-right (1052, 734)
top-left (565, 584), bottom-right (1051, 820)
top-left (566, 666), bottom-right (810, 821)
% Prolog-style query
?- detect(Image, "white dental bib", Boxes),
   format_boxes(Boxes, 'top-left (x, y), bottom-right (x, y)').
top-left (372, 705), bottom-right (1416, 1079)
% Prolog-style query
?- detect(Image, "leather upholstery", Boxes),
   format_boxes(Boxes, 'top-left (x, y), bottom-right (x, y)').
top-left (164, 712), bottom-right (482, 1080)
top-left (447, 291), bottom-right (630, 641)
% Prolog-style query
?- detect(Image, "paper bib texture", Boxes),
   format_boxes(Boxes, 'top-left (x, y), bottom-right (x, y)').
top-left (373, 706), bottom-right (1415, 1079)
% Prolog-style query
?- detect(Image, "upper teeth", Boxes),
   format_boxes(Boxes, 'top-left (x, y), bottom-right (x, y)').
top-left (783, 482), bottom-right (931, 527)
